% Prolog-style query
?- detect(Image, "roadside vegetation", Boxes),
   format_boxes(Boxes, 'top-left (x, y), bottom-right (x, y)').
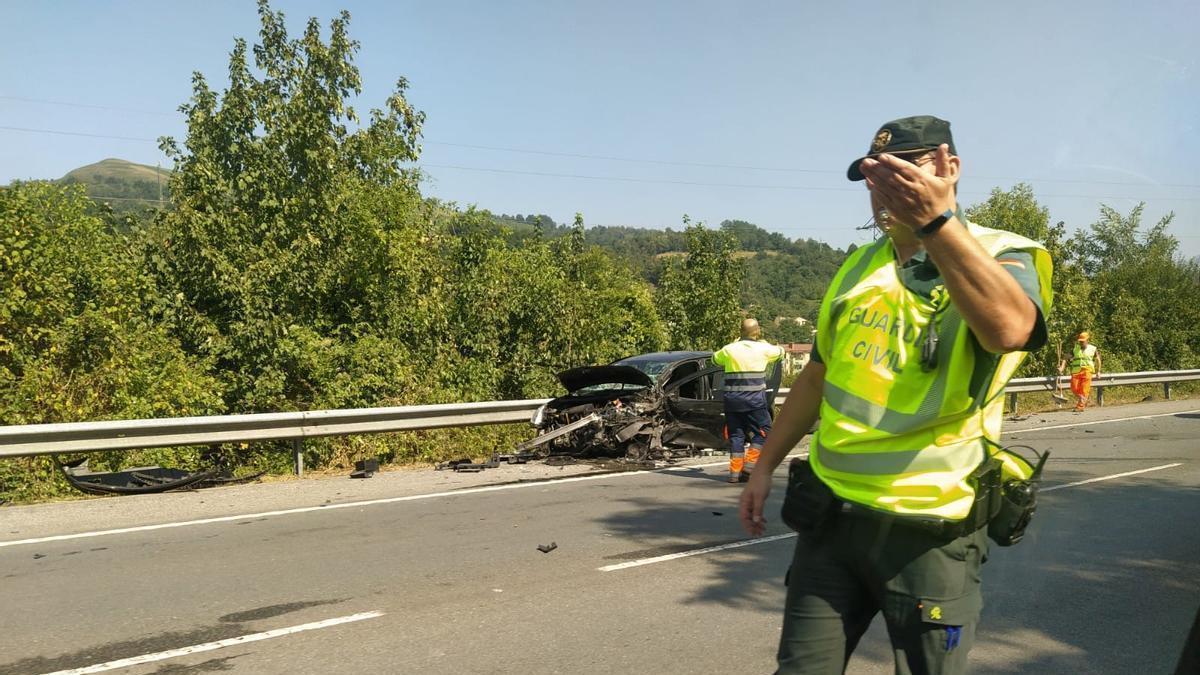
top-left (2, 0), bottom-right (1197, 502)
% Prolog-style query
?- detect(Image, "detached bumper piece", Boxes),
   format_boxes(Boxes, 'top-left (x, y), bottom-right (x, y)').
top-left (54, 456), bottom-right (262, 496)
top-left (435, 458), bottom-right (500, 473)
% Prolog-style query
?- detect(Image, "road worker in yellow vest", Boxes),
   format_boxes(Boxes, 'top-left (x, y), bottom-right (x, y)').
top-left (738, 115), bottom-right (1053, 674)
top-left (712, 319), bottom-right (785, 483)
top-left (1059, 332), bottom-right (1100, 412)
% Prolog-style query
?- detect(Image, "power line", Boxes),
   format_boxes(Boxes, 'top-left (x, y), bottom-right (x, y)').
top-left (424, 140), bottom-right (1200, 190)
top-left (3, 103), bottom-right (1200, 190)
top-left (0, 95), bottom-right (177, 117)
top-left (0, 125), bottom-right (159, 143)
top-left (420, 163), bottom-right (1200, 202)
top-left (423, 140), bottom-right (830, 175)
top-left (420, 163), bottom-right (861, 193)
top-left (5, 124), bottom-right (1200, 201)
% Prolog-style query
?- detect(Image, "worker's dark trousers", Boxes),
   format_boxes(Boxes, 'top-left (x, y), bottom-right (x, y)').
top-left (776, 511), bottom-right (987, 675)
top-left (726, 407), bottom-right (773, 457)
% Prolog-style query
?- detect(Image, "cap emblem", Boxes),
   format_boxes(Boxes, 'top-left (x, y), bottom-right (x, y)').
top-left (871, 129), bottom-right (892, 153)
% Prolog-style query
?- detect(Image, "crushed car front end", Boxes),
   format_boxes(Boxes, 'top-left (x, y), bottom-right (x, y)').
top-left (520, 352), bottom-right (729, 462)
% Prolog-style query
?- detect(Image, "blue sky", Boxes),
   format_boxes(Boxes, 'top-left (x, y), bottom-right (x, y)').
top-left (3, 0), bottom-right (1198, 257)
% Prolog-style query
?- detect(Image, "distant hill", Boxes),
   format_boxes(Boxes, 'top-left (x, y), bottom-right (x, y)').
top-left (58, 158), bottom-right (171, 214)
top-left (487, 212), bottom-right (844, 341)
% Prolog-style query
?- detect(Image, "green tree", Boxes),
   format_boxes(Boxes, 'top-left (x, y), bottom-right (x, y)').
top-left (150, 0), bottom-right (430, 413)
top-left (1075, 204), bottom-right (1199, 371)
top-left (655, 220), bottom-right (744, 349)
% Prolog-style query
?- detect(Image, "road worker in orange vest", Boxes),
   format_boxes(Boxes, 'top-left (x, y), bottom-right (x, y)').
top-left (1060, 331), bottom-right (1101, 412)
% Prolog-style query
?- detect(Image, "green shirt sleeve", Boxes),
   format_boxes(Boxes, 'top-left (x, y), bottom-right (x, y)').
top-left (995, 249), bottom-right (1048, 351)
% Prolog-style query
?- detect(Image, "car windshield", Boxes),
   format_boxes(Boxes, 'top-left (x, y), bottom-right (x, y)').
top-left (613, 357), bottom-right (677, 378)
top-left (573, 382), bottom-right (646, 395)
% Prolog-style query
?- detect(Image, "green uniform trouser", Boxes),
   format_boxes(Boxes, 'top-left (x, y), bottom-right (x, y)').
top-left (776, 510), bottom-right (988, 675)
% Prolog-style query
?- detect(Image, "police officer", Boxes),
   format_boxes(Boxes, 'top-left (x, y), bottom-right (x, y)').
top-left (739, 115), bottom-right (1053, 674)
top-left (713, 319), bottom-right (785, 483)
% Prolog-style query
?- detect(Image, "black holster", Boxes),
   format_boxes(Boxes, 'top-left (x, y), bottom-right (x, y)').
top-left (986, 447), bottom-right (1049, 547)
top-left (781, 458), bottom-right (837, 533)
top-left (988, 478), bottom-right (1039, 546)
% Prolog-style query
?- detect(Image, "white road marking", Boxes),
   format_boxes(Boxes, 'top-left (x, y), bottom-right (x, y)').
top-left (1041, 463), bottom-right (1182, 492)
top-left (598, 533), bottom-right (798, 572)
top-left (1, 471), bottom-right (659, 548)
top-left (40, 611), bottom-right (383, 675)
top-left (1006, 408), bottom-right (1200, 435)
top-left (601, 460), bottom-right (1185, 572)
top-left (0, 451), bottom-right (810, 550)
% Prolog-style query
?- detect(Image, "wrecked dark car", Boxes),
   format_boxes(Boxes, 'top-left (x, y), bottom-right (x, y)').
top-left (517, 351), bottom-right (780, 462)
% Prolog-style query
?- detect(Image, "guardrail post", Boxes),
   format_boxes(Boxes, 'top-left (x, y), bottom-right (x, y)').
top-left (1007, 392), bottom-right (1018, 415)
top-left (1096, 388), bottom-right (1104, 407)
top-left (292, 438), bottom-right (304, 477)
top-left (1164, 382), bottom-right (1172, 400)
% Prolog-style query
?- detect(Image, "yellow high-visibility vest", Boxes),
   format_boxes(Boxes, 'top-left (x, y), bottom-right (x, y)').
top-left (712, 339), bottom-right (784, 388)
top-left (713, 339), bottom-right (784, 409)
top-left (812, 221), bottom-right (1053, 520)
top-left (1070, 343), bottom-right (1097, 374)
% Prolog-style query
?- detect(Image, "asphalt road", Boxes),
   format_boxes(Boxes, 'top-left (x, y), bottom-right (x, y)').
top-left (2, 400), bottom-right (1198, 674)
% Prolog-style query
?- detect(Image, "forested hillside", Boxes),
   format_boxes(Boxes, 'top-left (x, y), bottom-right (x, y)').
top-left (482, 215), bottom-right (844, 342)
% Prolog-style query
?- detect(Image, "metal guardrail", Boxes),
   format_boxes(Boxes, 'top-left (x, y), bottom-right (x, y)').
top-left (1003, 369), bottom-right (1200, 412)
top-left (1, 370), bottom-right (1197, 467)
top-left (0, 399), bottom-right (547, 468)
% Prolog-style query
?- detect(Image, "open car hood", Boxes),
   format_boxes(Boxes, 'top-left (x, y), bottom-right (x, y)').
top-left (558, 365), bottom-right (654, 393)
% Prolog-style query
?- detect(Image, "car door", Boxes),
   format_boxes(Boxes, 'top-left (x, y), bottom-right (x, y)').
top-left (663, 359), bottom-right (727, 443)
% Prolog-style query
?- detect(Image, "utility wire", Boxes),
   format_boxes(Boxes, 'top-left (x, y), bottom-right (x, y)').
top-left (0, 125), bottom-right (159, 143)
top-left (419, 163), bottom-right (1200, 202)
top-left (424, 140), bottom-right (830, 174)
top-left (420, 163), bottom-right (861, 193)
top-left (0, 95), bottom-right (177, 117)
top-left (423, 140), bottom-right (1200, 190)
top-left (2, 101), bottom-right (1199, 190)
top-left (5, 125), bottom-right (1200, 201)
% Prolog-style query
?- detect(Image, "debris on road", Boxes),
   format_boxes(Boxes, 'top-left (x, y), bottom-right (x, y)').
top-left (350, 458), bottom-right (379, 479)
top-left (435, 458), bottom-right (500, 472)
top-left (537, 542), bottom-right (558, 554)
top-left (493, 452), bottom-right (538, 465)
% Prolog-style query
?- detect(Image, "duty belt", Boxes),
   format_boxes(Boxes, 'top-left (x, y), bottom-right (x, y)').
top-left (837, 501), bottom-right (988, 539)
top-left (836, 457), bottom-right (1003, 540)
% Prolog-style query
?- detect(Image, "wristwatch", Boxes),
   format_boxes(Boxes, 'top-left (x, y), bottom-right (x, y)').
top-left (917, 209), bottom-right (955, 238)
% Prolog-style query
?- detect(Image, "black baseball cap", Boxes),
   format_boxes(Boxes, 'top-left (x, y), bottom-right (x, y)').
top-left (847, 115), bottom-right (956, 181)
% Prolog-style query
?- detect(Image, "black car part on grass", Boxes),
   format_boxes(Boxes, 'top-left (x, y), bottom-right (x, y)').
top-left (54, 456), bottom-right (264, 496)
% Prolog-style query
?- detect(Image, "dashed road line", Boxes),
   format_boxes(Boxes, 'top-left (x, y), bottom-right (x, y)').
top-left (601, 461), bottom-right (1186, 571)
top-left (598, 533), bottom-right (798, 572)
top-left (40, 610), bottom-right (384, 674)
top-left (1041, 462), bottom-right (1182, 492)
